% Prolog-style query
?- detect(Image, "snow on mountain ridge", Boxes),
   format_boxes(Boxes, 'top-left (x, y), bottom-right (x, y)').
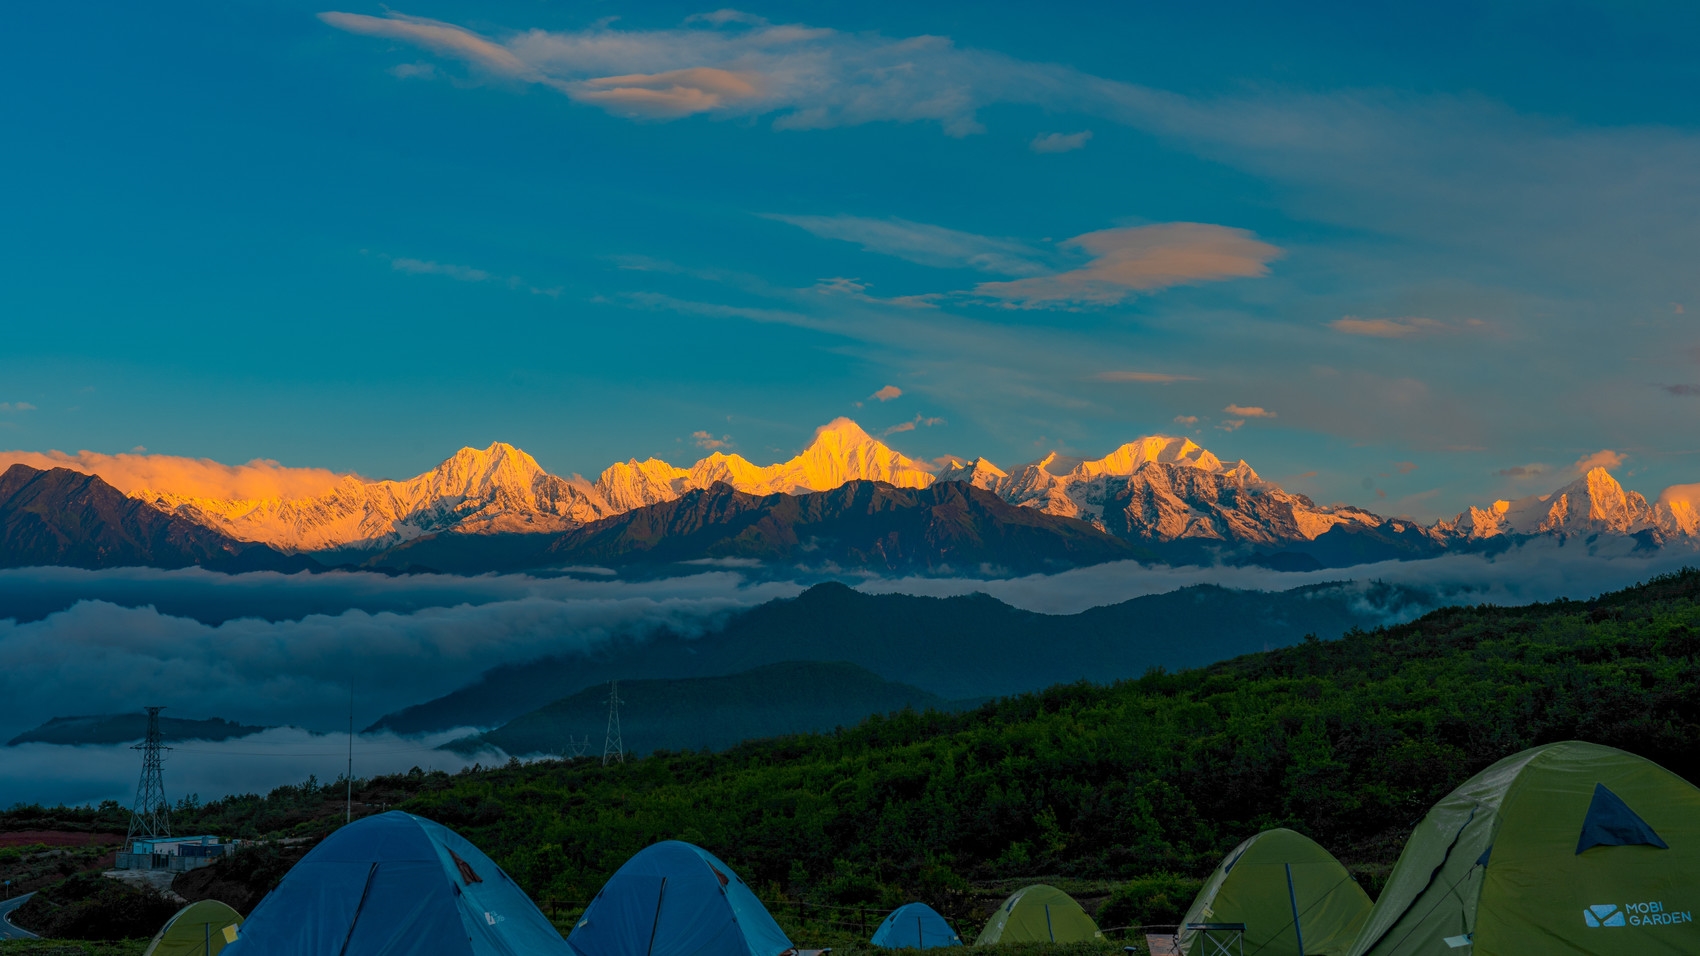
top-left (121, 425), bottom-right (1699, 555)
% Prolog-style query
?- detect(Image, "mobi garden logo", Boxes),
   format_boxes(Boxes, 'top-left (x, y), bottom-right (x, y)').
top-left (1584, 901), bottom-right (1694, 928)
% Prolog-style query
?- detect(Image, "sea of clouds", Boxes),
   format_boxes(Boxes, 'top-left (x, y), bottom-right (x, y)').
top-left (1, 543), bottom-right (1694, 806)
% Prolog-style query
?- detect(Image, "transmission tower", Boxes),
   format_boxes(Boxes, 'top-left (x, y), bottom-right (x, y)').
top-left (566, 735), bottom-right (589, 760)
top-left (126, 707), bottom-right (172, 846)
top-left (601, 681), bottom-right (625, 765)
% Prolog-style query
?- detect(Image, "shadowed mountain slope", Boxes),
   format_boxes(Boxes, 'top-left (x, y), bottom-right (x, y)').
top-left (369, 480), bottom-right (1149, 574)
top-left (371, 578), bottom-right (1420, 734)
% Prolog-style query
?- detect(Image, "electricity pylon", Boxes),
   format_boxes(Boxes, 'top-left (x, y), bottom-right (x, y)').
top-left (601, 681), bottom-right (625, 765)
top-left (126, 707), bottom-right (171, 846)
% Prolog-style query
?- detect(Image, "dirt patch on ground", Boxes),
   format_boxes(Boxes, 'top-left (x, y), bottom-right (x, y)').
top-left (0, 835), bottom-right (122, 849)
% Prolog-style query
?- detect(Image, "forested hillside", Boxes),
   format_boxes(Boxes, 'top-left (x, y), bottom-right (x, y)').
top-left (7, 569), bottom-right (1698, 937)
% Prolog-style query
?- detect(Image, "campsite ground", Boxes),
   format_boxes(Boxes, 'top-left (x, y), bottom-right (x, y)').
top-left (0, 941), bottom-right (146, 955)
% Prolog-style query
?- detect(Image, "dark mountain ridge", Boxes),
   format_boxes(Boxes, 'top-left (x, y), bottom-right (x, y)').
top-left (367, 480), bottom-right (1150, 574)
top-left (371, 578), bottom-right (1426, 734)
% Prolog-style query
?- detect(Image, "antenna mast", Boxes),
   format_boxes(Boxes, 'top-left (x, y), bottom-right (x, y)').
top-left (126, 707), bottom-right (172, 846)
top-left (602, 681), bottom-right (625, 765)
top-left (346, 682), bottom-right (354, 823)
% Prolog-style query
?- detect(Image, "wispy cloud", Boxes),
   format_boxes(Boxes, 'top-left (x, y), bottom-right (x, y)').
top-left (1173, 415), bottom-right (1199, 426)
top-left (971, 224), bottom-right (1280, 308)
top-left (691, 430), bottom-right (733, 450)
top-left (1495, 464), bottom-right (1548, 478)
top-left (870, 385), bottom-right (902, 402)
top-left (0, 403), bottom-right (35, 413)
top-left (766, 214), bottom-right (1046, 275)
top-left (882, 414), bottom-right (944, 437)
top-left (1330, 316), bottom-right (1483, 338)
top-left (1665, 384), bottom-right (1700, 396)
top-left (1093, 371), bottom-right (1198, 383)
top-left (387, 255), bottom-right (560, 296)
top-left (1030, 130), bottom-right (1092, 153)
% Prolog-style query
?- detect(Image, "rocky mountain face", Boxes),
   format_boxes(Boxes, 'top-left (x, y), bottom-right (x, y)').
top-left (1432, 468), bottom-right (1693, 542)
top-left (21, 418), bottom-right (1697, 568)
top-left (140, 442), bottom-right (613, 552)
top-left (0, 464), bottom-right (314, 571)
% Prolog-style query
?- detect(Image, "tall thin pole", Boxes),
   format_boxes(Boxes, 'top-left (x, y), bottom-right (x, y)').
top-left (346, 682), bottom-right (353, 823)
top-left (1285, 863), bottom-right (1306, 956)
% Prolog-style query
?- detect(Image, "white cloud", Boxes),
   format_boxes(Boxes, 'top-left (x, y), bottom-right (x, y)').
top-left (1030, 130), bottom-right (1092, 153)
top-left (0, 403), bottom-right (35, 413)
top-left (692, 430), bottom-right (733, 450)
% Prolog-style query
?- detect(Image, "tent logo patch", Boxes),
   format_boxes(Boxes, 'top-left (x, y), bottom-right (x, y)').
top-left (1584, 902), bottom-right (1693, 928)
top-left (1584, 905), bottom-right (1625, 927)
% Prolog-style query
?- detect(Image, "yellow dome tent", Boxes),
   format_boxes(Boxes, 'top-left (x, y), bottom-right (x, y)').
top-left (975, 884), bottom-right (1101, 945)
top-left (143, 899), bottom-right (243, 956)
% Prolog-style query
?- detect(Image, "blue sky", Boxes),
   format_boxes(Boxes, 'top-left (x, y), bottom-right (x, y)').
top-left (3, 1), bottom-right (1697, 518)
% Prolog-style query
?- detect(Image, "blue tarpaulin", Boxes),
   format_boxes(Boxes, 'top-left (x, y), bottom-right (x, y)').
top-left (224, 811), bottom-right (571, 956)
top-left (569, 841), bottom-right (795, 956)
top-left (870, 903), bottom-right (961, 949)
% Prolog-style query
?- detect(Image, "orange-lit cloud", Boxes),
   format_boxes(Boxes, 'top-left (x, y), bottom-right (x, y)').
top-left (1223, 404), bottom-right (1276, 418)
top-left (317, 12), bottom-right (533, 79)
top-left (1572, 450), bottom-right (1626, 473)
top-left (1396, 461), bottom-right (1418, 474)
top-left (572, 68), bottom-right (763, 118)
top-left (1330, 316), bottom-right (1484, 338)
top-left (1093, 371), bottom-right (1198, 383)
top-left (1173, 415), bottom-right (1199, 426)
top-left (691, 431), bottom-right (733, 451)
top-left (0, 450), bottom-right (349, 499)
top-left (974, 223), bottom-right (1280, 307)
top-left (870, 385), bottom-right (903, 402)
top-left (1659, 483), bottom-right (1700, 507)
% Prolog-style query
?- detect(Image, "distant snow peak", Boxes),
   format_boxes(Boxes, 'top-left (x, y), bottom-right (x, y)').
top-left (1435, 466), bottom-right (1693, 541)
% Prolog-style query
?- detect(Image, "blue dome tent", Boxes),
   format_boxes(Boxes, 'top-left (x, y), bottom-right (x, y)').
top-left (224, 811), bottom-right (570, 956)
top-left (569, 841), bottom-right (796, 956)
top-left (871, 903), bottom-right (961, 949)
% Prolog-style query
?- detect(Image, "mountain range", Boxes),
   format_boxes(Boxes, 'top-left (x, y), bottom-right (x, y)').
top-left (6, 418), bottom-right (1697, 574)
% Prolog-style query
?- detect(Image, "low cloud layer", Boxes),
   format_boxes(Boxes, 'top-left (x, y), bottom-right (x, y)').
top-left (0, 569), bottom-right (801, 743)
top-left (857, 541), bottom-right (1700, 615)
top-left (0, 727), bottom-right (488, 808)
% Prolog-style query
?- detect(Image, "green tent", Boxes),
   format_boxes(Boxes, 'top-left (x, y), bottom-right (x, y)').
top-left (1347, 740), bottom-right (1700, 956)
top-left (1180, 828), bottom-right (1371, 956)
top-left (975, 884), bottom-right (1101, 945)
top-left (144, 900), bottom-right (243, 956)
